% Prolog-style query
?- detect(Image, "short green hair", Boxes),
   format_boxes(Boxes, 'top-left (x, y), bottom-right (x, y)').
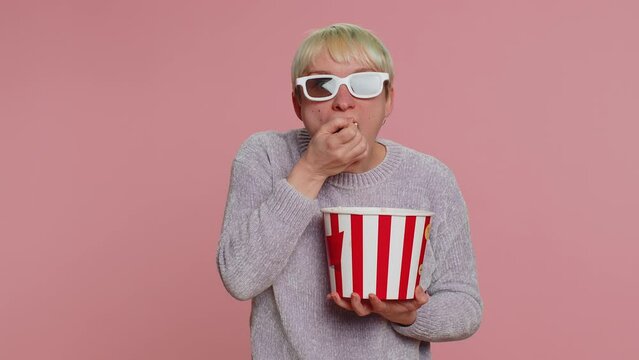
top-left (291, 23), bottom-right (394, 92)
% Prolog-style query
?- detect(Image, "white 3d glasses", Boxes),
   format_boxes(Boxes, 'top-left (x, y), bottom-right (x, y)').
top-left (295, 72), bottom-right (390, 101)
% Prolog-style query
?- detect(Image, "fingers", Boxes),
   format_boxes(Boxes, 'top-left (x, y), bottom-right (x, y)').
top-left (325, 122), bottom-right (367, 165)
top-left (327, 292), bottom-right (354, 311)
top-left (370, 287), bottom-right (429, 314)
top-left (320, 117), bottom-right (354, 135)
top-left (344, 132), bottom-right (368, 162)
top-left (327, 292), bottom-right (374, 317)
top-left (331, 121), bottom-right (359, 145)
top-left (350, 293), bottom-right (372, 316)
top-left (305, 116), bottom-right (369, 177)
top-left (368, 293), bottom-right (387, 313)
top-left (335, 122), bottom-right (367, 163)
top-left (370, 293), bottom-right (418, 313)
top-left (328, 288), bottom-right (429, 325)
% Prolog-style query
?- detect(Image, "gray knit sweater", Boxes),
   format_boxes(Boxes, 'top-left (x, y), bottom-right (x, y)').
top-left (217, 128), bottom-right (482, 359)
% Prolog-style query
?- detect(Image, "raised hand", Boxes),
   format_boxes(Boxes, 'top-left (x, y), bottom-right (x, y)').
top-left (303, 117), bottom-right (369, 178)
top-left (287, 117), bottom-right (368, 199)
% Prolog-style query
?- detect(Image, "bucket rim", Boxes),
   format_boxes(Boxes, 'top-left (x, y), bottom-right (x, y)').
top-left (320, 206), bottom-right (434, 217)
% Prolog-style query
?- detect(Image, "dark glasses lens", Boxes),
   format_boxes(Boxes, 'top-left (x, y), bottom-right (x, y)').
top-left (305, 77), bottom-right (338, 98)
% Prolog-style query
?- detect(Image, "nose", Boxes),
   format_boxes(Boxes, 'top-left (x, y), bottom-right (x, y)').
top-left (331, 84), bottom-right (356, 112)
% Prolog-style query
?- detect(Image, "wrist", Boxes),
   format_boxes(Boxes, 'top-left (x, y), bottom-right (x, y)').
top-left (286, 157), bottom-right (327, 199)
top-left (394, 319), bottom-right (415, 327)
top-left (298, 155), bottom-right (328, 183)
top-left (390, 313), bottom-right (417, 327)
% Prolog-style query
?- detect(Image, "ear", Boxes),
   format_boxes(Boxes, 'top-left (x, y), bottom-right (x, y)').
top-left (384, 85), bottom-right (394, 118)
top-left (292, 91), bottom-right (303, 121)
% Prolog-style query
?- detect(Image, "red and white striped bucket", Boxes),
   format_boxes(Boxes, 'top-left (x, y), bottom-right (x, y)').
top-left (321, 207), bottom-right (434, 300)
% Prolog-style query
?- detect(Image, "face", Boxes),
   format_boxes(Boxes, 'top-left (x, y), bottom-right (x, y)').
top-left (292, 50), bottom-right (394, 145)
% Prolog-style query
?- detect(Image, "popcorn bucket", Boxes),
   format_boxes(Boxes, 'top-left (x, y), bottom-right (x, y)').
top-left (321, 207), bottom-right (434, 300)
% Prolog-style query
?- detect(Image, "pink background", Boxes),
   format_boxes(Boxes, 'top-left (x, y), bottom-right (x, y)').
top-left (1, 0), bottom-right (638, 359)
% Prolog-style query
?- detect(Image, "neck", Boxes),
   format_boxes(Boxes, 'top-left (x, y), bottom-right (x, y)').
top-left (344, 141), bottom-right (386, 173)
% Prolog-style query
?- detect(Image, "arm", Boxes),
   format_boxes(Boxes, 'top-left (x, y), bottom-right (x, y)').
top-left (218, 120), bottom-right (368, 300)
top-left (391, 166), bottom-right (483, 341)
top-left (217, 138), bottom-right (320, 301)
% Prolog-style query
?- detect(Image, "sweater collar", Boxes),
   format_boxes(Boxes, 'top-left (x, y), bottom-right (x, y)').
top-left (296, 128), bottom-right (403, 189)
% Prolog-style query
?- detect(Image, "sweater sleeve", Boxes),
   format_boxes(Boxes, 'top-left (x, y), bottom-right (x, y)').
top-left (392, 164), bottom-right (483, 341)
top-left (216, 135), bottom-right (320, 300)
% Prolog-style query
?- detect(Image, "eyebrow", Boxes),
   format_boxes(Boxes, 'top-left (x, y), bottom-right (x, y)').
top-left (307, 67), bottom-right (375, 75)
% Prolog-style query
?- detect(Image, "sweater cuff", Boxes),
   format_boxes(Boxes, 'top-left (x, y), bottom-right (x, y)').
top-left (266, 178), bottom-right (319, 225)
top-left (391, 317), bottom-right (423, 338)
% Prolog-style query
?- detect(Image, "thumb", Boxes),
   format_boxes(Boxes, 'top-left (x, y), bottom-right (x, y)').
top-left (415, 285), bottom-right (429, 305)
